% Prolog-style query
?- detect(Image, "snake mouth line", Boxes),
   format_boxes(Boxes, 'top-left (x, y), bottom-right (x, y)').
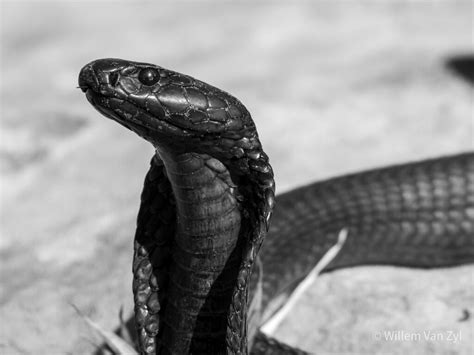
top-left (85, 88), bottom-right (194, 139)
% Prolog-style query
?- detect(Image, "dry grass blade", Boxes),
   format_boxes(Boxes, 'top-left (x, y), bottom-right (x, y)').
top-left (260, 228), bottom-right (348, 335)
top-left (71, 304), bottom-right (138, 355)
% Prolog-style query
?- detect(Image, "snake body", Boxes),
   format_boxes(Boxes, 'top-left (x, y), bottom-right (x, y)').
top-left (78, 58), bottom-right (474, 354)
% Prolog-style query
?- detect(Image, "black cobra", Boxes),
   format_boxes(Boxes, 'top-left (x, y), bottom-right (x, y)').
top-left (78, 58), bottom-right (474, 354)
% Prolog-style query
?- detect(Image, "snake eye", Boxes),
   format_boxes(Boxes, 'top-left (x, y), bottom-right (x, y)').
top-left (138, 68), bottom-right (160, 86)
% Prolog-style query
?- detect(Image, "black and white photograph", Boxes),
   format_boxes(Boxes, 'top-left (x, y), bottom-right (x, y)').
top-left (1, 1), bottom-right (473, 354)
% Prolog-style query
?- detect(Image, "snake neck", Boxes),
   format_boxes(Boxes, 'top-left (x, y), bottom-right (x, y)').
top-left (133, 142), bottom-right (275, 354)
top-left (155, 150), bottom-right (246, 354)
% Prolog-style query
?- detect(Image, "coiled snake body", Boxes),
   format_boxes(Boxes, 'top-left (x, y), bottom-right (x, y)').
top-left (78, 58), bottom-right (474, 354)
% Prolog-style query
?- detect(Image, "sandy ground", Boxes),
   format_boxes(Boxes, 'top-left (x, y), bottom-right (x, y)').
top-left (1, 1), bottom-right (473, 354)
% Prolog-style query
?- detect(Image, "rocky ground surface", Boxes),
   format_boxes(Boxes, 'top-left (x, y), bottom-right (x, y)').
top-left (1, 1), bottom-right (472, 354)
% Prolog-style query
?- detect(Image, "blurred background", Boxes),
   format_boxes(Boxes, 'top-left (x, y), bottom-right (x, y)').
top-left (1, 1), bottom-right (472, 354)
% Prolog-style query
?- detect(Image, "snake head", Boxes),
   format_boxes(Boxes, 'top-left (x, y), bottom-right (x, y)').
top-left (79, 58), bottom-right (275, 228)
top-left (78, 58), bottom-right (259, 157)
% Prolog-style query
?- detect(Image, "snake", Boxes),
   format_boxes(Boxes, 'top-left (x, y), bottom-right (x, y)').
top-left (78, 58), bottom-right (474, 354)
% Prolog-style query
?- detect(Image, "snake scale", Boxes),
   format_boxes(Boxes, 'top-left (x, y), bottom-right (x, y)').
top-left (78, 58), bottom-right (474, 354)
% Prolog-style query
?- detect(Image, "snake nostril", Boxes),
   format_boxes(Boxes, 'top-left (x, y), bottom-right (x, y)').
top-left (109, 72), bottom-right (120, 87)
